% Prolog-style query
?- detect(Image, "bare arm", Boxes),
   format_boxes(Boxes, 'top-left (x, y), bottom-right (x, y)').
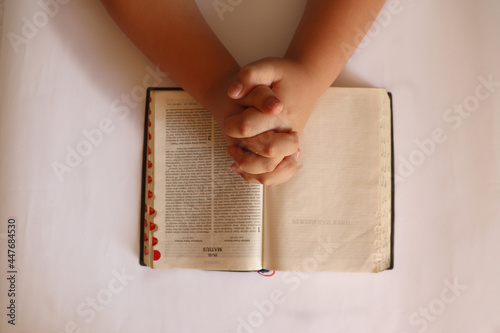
top-left (224, 0), bottom-right (386, 185)
top-left (100, 0), bottom-right (299, 185)
top-left (226, 0), bottom-right (387, 135)
top-left (100, 0), bottom-right (240, 124)
top-left (285, 0), bottom-right (386, 94)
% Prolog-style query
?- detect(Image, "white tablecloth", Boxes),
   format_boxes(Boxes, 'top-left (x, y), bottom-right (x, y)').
top-left (1, 0), bottom-right (499, 332)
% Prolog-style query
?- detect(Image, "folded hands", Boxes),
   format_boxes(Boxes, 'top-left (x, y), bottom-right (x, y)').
top-left (220, 57), bottom-right (322, 186)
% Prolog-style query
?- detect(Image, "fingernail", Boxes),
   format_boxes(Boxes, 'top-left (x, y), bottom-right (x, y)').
top-left (293, 150), bottom-right (300, 161)
top-left (228, 82), bottom-right (243, 98)
top-left (265, 97), bottom-right (280, 111)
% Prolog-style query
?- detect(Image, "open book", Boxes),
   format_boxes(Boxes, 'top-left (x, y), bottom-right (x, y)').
top-left (140, 87), bottom-right (393, 272)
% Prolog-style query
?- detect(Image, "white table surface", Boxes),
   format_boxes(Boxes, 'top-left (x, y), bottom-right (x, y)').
top-left (1, 0), bottom-right (499, 332)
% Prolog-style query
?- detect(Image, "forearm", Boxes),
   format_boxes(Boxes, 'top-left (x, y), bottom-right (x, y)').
top-left (285, 0), bottom-right (386, 94)
top-left (100, 0), bottom-right (240, 123)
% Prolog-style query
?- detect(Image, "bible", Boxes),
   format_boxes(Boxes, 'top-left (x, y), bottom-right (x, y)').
top-left (140, 87), bottom-right (394, 272)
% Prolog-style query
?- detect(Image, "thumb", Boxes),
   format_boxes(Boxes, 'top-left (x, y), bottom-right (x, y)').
top-left (227, 58), bottom-right (281, 99)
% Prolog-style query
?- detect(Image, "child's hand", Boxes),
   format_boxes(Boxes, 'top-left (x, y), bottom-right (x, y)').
top-left (228, 84), bottom-right (284, 116)
top-left (223, 57), bottom-right (325, 185)
top-left (223, 84), bottom-right (300, 186)
top-left (209, 72), bottom-right (299, 186)
top-left (226, 131), bottom-right (300, 186)
top-left (225, 57), bottom-right (324, 136)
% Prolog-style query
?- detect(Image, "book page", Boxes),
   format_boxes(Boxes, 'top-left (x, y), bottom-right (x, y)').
top-left (150, 90), bottom-right (263, 270)
top-left (263, 88), bottom-right (392, 272)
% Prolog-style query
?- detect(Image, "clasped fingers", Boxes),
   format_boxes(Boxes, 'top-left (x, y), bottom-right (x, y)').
top-left (231, 153), bottom-right (300, 187)
top-left (239, 130), bottom-right (299, 158)
top-left (226, 130), bottom-right (300, 185)
top-left (222, 107), bottom-right (287, 138)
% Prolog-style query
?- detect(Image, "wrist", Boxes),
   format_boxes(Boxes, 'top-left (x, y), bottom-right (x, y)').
top-left (281, 56), bottom-right (330, 102)
top-left (283, 53), bottom-right (341, 96)
top-left (202, 69), bottom-right (242, 126)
